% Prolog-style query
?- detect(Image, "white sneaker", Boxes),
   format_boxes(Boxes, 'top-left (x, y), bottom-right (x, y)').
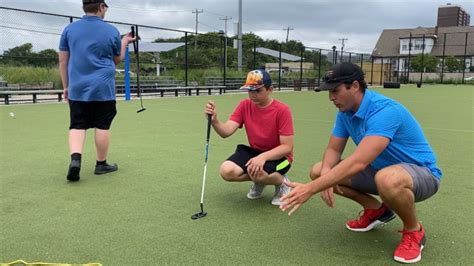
top-left (271, 176), bottom-right (290, 206)
top-left (246, 182), bottom-right (266, 199)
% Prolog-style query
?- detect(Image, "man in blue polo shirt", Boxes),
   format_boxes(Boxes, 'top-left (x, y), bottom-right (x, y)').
top-left (59, 0), bottom-right (135, 182)
top-left (280, 62), bottom-right (441, 264)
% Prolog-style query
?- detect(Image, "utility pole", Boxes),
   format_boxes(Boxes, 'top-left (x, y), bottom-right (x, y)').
top-left (192, 8), bottom-right (204, 50)
top-left (338, 38), bottom-right (348, 62)
top-left (283, 27), bottom-right (294, 43)
top-left (237, 0), bottom-right (242, 71)
top-left (220, 16), bottom-right (232, 35)
top-left (220, 16), bottom-right (232, 71)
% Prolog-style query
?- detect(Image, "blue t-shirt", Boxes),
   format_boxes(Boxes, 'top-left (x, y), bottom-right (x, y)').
top-left (59, 15), bottom-right (121, 101)
top-left (332, 90), bottom-right (442, 179)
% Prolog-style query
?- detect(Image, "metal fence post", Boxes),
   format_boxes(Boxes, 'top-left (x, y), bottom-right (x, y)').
top-left (420, 34), bottom-right (425, 85)
top-left (300, 46), bottom-right (303, 89)
top-left (318, 49), bottom-right (322, 87)
top-left (371, 56), bottom-right (374, 85)
top-left (185, 32), bottom-right (188, 87)
top-left (407, 32), bottom-right (412, 84)
top-left (462, 32), bottom-right (468, 84)
top-left (380, 57), bottom-right (384, 85)
top-left (441, 33), bottom-right (446, 84)
top-left (278, 43), bottom-right (282, 91)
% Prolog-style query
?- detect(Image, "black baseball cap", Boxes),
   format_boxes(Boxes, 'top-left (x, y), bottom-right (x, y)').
top-left (83, 0), bottom-right (108, 7)
top-left (317, 62), bottom-right (364, 91)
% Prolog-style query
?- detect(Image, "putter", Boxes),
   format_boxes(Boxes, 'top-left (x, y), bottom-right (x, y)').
top-left (131, 26), bottom-right (146, 113)
top-left (191, 114), bottom-right (212, 220)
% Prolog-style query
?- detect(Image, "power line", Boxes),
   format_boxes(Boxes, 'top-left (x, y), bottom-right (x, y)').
top-left (111, 4), bottom-right (188, 13)
top-left (198, 21), bottom-right (220, 32)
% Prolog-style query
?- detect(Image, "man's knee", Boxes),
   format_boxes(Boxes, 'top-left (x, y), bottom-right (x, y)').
top-left (219, 161), bottom-right (242, 181)
top-left (309, 162), bottom-right (322, 180)
top-left (375, 165), bottom-right (411, 193)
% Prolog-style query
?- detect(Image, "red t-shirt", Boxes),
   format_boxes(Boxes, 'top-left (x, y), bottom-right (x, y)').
top-left (229, 99), bottom-right (294, 162)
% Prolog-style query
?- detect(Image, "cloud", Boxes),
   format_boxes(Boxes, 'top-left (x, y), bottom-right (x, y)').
top-left (1, 0), bottom-right (473, 54)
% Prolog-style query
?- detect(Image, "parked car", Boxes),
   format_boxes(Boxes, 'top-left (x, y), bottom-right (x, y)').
top-left (464, 76), bottom-right (474, 81)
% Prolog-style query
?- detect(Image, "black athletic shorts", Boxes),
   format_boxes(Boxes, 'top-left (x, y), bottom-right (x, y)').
top-left (69, 100), bottom-right (117, 130)
top-left (227, 144), bottom-right (291, 175)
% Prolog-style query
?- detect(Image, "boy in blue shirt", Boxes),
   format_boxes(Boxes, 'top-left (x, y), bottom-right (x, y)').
top-left (280, 62), bottom-right (441, 264)
top-left (59, 0), bottom-right (135, 181)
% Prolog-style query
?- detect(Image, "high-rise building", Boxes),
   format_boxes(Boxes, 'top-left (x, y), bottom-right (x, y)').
top-left (437, 3), bottom-right (470, 27)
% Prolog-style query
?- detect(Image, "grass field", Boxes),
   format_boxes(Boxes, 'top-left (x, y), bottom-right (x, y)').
top-left (0, 84), bottom-right (473, 265)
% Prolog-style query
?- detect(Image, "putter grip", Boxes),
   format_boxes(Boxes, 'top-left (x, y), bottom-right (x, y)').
top-left (131, 26), bottom-right (137, 53)
top-left (206, 114), bottom-right (211, 141)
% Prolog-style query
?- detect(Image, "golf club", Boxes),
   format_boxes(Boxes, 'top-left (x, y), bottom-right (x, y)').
top-left (131, 25), bottom-right (146, 113)
top-left (191, 114), bottom-right (212, 220)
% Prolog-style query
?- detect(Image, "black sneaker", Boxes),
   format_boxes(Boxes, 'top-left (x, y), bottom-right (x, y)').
top-left (94, 163), bottom-right (118, 175)
top-left (67, 159), bottom-right (81, 182)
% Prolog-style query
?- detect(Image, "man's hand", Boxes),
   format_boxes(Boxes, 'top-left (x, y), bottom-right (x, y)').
top-left (245, 155), bottom-right (266, 177)
top-left (320, 185), bottom-right (343, 208)
top-left (280, 181), bottom-right (314, 216)
top-left (321, 187), bottom-right (335, 208)
top-left (122, 32), bottom-right (137, 44)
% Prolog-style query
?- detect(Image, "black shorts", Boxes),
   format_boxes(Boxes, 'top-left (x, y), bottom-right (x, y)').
top-left (227, 144), bottom-right (291, 175)
top-left (69, 100), bottom-right (117, 130)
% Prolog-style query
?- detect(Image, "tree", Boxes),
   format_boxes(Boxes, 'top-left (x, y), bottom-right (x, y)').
top-left (410, 53), bottom-right (437, 72)
top-left (2, 43), bottom-right (34, 66)
top-left (445, 56), bottom-right (464, 72)
top-left (1, 43), bottom-right (58, 67)
top-left (36, 49), bottom-right (58, 67)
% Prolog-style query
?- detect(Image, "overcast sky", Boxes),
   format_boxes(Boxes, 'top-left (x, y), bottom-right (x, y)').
top-left (1, 0), bottom-right (473, 54)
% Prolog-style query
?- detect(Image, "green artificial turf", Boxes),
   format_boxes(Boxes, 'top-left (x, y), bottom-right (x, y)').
top-left (0, 84), bottom-right (473, 265)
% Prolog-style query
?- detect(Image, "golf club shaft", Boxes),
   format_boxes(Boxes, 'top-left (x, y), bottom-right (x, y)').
top-left (135, 26), bottom-right (141, 99)
top-left (199, 115), bottom-right (212, 205)
top-left (132, 25), bottom-right (144, 108)
top-left (199, 158), bottom-right (208, 205)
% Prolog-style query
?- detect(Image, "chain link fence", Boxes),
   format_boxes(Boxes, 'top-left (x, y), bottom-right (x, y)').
top-left (1, 6), bottom-right (473, 103)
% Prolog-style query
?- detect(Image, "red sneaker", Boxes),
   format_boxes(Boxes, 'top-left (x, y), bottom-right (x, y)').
top-left (394, 224), bottom-right (426, 263)
top-left (346, 203), bottom-right (396, 232)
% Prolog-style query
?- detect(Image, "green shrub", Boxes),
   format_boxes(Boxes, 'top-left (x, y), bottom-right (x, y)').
top-left (0, 65), bottom-right (62, 88)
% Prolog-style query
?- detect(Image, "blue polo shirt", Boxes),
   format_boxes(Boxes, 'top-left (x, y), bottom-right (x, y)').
top-left (332, 90), bottom-right (442, 179)
top-left (59, 15), bottom-right (121, 101)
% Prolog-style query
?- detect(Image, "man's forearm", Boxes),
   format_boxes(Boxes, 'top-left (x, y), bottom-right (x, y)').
top-left (309, 155), bottom-right (367, 194)
top-left (321, 148), bottom-right (342, 173)
top-left (59, 63), bottom-right (68, 89)
top-left (115, 39), bottom-right (129, 65)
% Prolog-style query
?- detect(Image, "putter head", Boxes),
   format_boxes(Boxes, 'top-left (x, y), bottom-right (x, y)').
top-left (136, 108), bottom-right (146, 113)
top-left (191, 211), bottom-right (207, 220)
